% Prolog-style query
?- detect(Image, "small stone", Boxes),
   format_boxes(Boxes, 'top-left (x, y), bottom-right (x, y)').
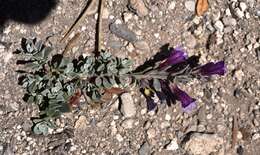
top-left (121, 119), bottom-right (134, 129)
top-left (235, 8), bottom-right (244, 18)
top-left (74, 115), bottom-right (87, 129)
top-left (233, 69), bottom-right (244, 81)
top-left (147, 128), bottom-right (156, 139)
top-left (256, 10), bottom-right (260, 17)
top-left (185, 34), bottom-right (197, 48)
top-left (166, 138), bottom-right (179, 151)
top-left (138, 142), bottom-right (150, 155)
top-left (126, 43), bottom-right (135, 52)
top-left (154, 33), bottom-right (160, 38)
top-left (185, 1), bottom-right (196, 12)
top-left (222, 17), bottom-right (237, 26)
top-left (206, 114), bottom-right (213, 120)
top-left (239, 2), bottom-right (247, 12)
top-left (160, 121), bottom-right (171, 129)
top-left (168, 1), bottom-right (176, 10)
top-left (197, 124), bottom-right (206, 132)
top-left (165, 114), bottom-right (171, 121)
top-left (214, 20), bottom-right (224, 32)
top-left (225, 8), bottom-right (232, 16)
top-left (129, 0), bottom-right (149, 17)
top-left (109, 23), bottom-right (137, 42)
top-left (116, 134), bottom-right (124, 142)
top-left (123, 12), bottom-right (133, 22)
top-left (133, 40), bottom-right (150, 53)
top-left (120, 93), bottom-right (136, 118)
top-left (237, 131), bottom-right (243, 140)
top-left (183, 133), bottom-right (223, 155)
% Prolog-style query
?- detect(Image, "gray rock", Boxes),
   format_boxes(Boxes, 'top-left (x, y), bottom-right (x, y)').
top-left (185, 1), bottom-right (196, 12)
top-left (165, 138), bottom-right (179, 151)
top-left (120, 93), bottom-right (136, 118)
top-left (138, 142), bottom-right (150, 155)
top-left (109, 22), bottom-right (137, 42)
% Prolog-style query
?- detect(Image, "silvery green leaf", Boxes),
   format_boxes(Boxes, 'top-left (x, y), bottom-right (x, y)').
top-left (97, 64), bottom-right (105, 72)
top-left (102, 77), bottom-right (112, 88)
top-left (41, 89), bottom-right (50, 96)
top-left (95, 77), bottom-right (102, 87)
top-left (153, 79), bottom-right (161, 92)
top-left (109, 76), bottom-right (116, 85)
top-left (64, 63), bottom-right (74, 74)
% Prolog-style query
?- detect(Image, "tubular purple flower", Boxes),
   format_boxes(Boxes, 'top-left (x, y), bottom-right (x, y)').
top-left (159, 47), bottom-right (188, 69)
top-left (199, 61), bottom-right (226, 76)
top-left (171, 85), bottom-right (196, 112)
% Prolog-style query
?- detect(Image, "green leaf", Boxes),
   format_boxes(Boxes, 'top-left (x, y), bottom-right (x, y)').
top-left (153, 79), bottom-right (161, 92)
top-left (95, 77), bottom-right (102, 87)
top-left (102, 77), bottom-right (112, 88)
top-left (97, 64), bottom-right (105, 72)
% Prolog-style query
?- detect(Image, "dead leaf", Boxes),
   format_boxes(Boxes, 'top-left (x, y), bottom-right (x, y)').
top-left (196, 0), bottom-right (209, 16)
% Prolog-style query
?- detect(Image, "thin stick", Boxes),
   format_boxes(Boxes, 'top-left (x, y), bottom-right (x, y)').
top-left (231, 114), bottom-right (238, 149)
top-left (60, 0), bottom-right (98, 43)
top-left (62, 33), bottom-right (80, 55)
top-left (97, 0), bottom-right (104, 52)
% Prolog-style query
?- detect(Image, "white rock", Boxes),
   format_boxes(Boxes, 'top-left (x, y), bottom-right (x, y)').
top-left (222, 17), bottom-right (237, 26)
top-left (239, 2), bottom-right (247, 12)
top-left (185, 1), bottom-right (196, 12)
top-left (121, 119), bottom-right (134, 129)
top-left (165, 114), bottom-right (171, 121)
top-left (116, 134), bottom-right (124, 142)
top-left (120, 93), bottom-right (136, 118)
top-left (184, 133), bottom-right (223, 155)
top-left (168, 1), bottom-right (176, 10)
top-left (160, 121), bottom-right (170, 129)
top-left (123, 12), bottom-right (133, 22)
top-left (225, 8), bottom-right (232, 16)
top-left (166, 138), bottom-right (179, 151)
top-left (235, 8), bottom-right (244, 18)
top-left (74, 115), bottom-right (87, 129)
top-left (147, 128), bottom-right (156, 139)
top-left (214, 20), bottom-right (224, 32)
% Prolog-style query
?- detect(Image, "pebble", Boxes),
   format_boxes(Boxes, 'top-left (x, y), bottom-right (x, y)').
top-left (183, 133), bottom-right (223, 155)
top-left (239, 2), bottom-right (247, 12)
top-left (233, 69), bottom-right (244, 81)
top-left (123, 12), bottom-right (133, 22)
top-left (185, 1), bottom-right (196, 12)
top-left (185, 34), bottom-right (197, 48)
top-left (138, 142), bottom-right (151, 155)
top-left (165, 114), bottom-right (171, 121)
top-left (121, 119), bottom-right (134, 129)
top-left (160, 121), bottom-right (171, 129)
top-left (214, 20), bottom-right (224, 32)
top-left (256, 10), bottom-right (260, 17)
top-left (147, 128), bottom-right (156, 139)
top-left (74, 115), bottom-right (87, 130)
top-left (168, 1), bottom-right (176, 10)
top-left (166, 138), bottom-right (179, 151)
top-left (222, 17), bottom-right (237, 26)
top-left (225, 8), bottom-right (232, 16)
top-left (235, 8), bottom-right (244, 18)
top-left (126, 43), bottom-right (135, 52)
top-left (116, 134), bottom-right (124, 142)
top-left (120, 93), bottom-right (137, 118)
top-left (133, 40), bottom-right (150, 53)
top-left (237, 131), bottom-right (243, 140)
top-left (128, 0), bottom-right (149, 17)
top-left (109, 23), bottom-right (137, 42)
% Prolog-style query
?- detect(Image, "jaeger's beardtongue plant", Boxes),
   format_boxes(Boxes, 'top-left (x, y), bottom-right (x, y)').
top-left (16, 38), bottom-right (226, 134)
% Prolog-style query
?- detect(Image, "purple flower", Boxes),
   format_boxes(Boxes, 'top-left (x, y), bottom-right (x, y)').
top-left (159, 47), bottom-right (188, 69)
top-left (171, 85), bottom-right (196, 112)
top-left (199, 61), bottom-right (226, 76)
top-left (141, 88), bottom-right (157, 111)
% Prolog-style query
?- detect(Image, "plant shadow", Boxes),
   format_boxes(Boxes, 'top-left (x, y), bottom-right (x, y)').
top-left (0, 0), bottom-right (58, 33)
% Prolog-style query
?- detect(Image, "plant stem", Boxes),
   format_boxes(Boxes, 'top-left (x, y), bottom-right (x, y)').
top-left (97, 0), bottom-right (104, 52)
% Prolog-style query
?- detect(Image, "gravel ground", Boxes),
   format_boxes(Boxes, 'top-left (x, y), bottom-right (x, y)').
top-left (0, 0), bottom-right (260, 154)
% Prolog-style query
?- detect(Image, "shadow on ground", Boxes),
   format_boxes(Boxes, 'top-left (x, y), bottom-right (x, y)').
top-left (0, 0), bottom-right (57, 33)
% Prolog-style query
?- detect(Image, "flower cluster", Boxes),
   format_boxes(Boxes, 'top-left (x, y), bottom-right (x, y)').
top-left (140, 48), bottom-right (226, 112)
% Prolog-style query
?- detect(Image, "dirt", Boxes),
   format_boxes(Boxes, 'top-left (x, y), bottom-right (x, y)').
top-left (0, 0), bottom-right (260, 154)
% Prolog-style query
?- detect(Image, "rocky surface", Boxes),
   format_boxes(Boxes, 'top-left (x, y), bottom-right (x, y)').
top-left (0, 0), bottom-right (260, 154)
